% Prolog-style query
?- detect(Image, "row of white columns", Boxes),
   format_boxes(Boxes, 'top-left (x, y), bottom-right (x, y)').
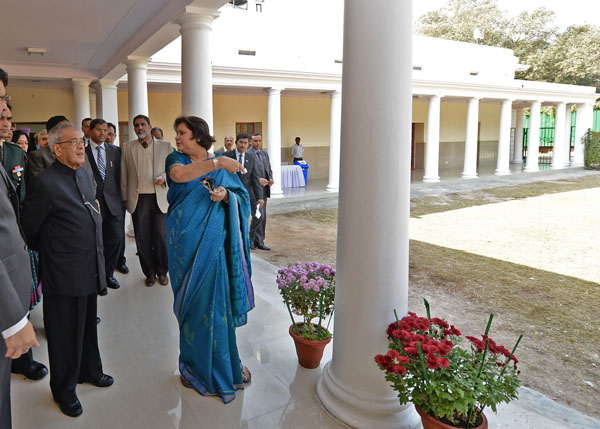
top-left (422, 96), bottom-right (595, 182)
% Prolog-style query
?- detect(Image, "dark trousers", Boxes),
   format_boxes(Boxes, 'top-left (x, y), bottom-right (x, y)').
top-left (44, 294), bottom-right (103, 404)
top-left (0, 341), bottom-right (11, 429)
top-left (132, 194), bottom-right (168, 278)
top-left (250, 197), bottom-right (268, 246)
top-left (117, 208), bottom-right (126, 267)
top-left (293, 157), bottom-right (303, 163)
top-left (99, 197), bottom-right (124, 278)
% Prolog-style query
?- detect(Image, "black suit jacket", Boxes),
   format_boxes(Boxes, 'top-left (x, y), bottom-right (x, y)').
top-left (21, 161), bottom-right (105, 296)
top-left (223, 150), bottom-right (263, 202)
top-left (0, 163), bottom-right (30, 334)
top-left (249, 148), bottom-right (273, 199)
top-left (85, 143), bottom-right (122, 217)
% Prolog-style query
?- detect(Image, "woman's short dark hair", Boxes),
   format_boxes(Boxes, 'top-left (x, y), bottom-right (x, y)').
top-left (173, 116), bottom-right (215, 150)
top-left (11, 130), bottom-right (30, 146)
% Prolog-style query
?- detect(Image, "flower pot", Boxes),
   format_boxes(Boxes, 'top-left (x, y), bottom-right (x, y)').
top-left (415, 405), bottom-right (488, 429)
top-left (289, 324), bottom-right (332, 369)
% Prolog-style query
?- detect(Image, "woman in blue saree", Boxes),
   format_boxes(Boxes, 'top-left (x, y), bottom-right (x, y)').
top-left (166, 116), bottom-right (254, 403)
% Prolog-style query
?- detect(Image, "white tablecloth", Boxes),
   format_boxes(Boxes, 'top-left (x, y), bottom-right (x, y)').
top-left (281, 165), bottom-right (306, 188)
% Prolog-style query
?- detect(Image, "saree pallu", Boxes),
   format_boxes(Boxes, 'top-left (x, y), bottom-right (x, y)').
top-left (166, 151), bottom-right (254, 403)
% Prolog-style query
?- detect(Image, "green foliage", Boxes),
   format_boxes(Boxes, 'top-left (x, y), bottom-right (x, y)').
top-left (416, 0), bottom-right (600, 90)
top-left (375, 300), bottom-right (522, 427)
top-left (584, 130), bottom-right (600, 169)
top-left (277, 262), bottom-right (335, 340)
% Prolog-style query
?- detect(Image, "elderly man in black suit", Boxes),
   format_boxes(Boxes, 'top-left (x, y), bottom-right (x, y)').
top-left (224, 133), bottom-right (263, 246)
top-left (84, 118), bottom-right (123, 293)
top-left (0, 68), bottom-right (40, 429)
top-left (21, 123), bottom-right (113, 418)
top-left (248, 133), bottom-right (274, 251)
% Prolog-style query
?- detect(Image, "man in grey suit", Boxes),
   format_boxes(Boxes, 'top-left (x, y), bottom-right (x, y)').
top-left (0, 67), bottom-right (40, 429)
top-left (248, 133), bottom-right (274, 250)
top-left (215, 135), bottom-right (234, 154)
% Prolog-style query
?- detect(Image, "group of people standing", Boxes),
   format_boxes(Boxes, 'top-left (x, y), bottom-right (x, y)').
top-left (1, 64), bottom-right (274, 425)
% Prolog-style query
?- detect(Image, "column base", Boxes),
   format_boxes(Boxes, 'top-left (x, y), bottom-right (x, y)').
top-left (461, 172), bottom-right (478, 179)
top-left (317, 362), bottom-right (422, 429)
top-left (494, 169), bottom-right (511, 176)
top-left (326, 184), bottom-right (339, 192)
top-left (550, 164), bottom-right (565, 170)
top-left (510, 160), bottom-right (523, 164)
top-left (422, 175), bottom-right (440, 183)
top-left (570, 162), bottom-right (584, 167)
top-left (523, 166), bottom-right (540, 172)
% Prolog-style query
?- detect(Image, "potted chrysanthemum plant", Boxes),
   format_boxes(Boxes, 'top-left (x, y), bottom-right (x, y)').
top-left (276, 262), bottom-right (335, 368)
top-left (375, 299), bottom-right (523, 429)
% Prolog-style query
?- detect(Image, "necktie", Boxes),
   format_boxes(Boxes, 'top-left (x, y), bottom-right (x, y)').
top-left (97, 145), bottom-right (106, 180)
top-left (239, 154), bottom-right (243, 165)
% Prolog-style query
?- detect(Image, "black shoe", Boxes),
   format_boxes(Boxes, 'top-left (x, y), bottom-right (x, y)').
top-left (98, 288), bottom-right (108, 296)
top-left (145, 275), bottom-right (156, 287)
top-left (256, 243), bottom-right (271, 251)
top-left (249, 243), bottom-right (256, 250)
top-left (115, 262), bottom-right (129, 274)
top-left (55, 398), bottom-right (83, 417)
top-left (12, 361), bottom-right (48, 380)
top-left (106, 276), bottom-right (120, 289)
top-left (96, 317), bottom-right (101, 325)
top-left (84, 374), bottom-right (114, 388)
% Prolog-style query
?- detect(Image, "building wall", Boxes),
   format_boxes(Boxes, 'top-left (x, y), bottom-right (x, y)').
top-left (9, 87), bottom-right (75, 124)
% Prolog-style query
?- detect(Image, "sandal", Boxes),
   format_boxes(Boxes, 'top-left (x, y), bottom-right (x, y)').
top-left (241, 365), bottom-right (252, 383)
top-left (180, 375), bottom-right (192, 388)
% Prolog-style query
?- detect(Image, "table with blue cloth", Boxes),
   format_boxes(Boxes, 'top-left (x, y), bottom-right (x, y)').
top-left (280, 164), bottom-right (305, 188)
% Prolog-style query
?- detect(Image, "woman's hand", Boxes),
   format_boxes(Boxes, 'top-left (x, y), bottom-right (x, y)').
top-left (209, 186), bottom-right (229, 203)
top-left (217, 157), bottom-right (246, 174)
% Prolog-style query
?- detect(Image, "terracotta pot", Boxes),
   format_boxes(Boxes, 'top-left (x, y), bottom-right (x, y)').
top-left (415, 405), bottom-right (488, 429)
top-left (289, 324), bottom-right (332, 369)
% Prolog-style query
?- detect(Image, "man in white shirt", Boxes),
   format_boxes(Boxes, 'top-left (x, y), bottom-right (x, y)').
top-left (291, 136), bottom-right (304, 162)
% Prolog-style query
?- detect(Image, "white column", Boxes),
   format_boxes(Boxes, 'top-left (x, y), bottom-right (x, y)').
top-left (89, 93), bottom-right (97, 119)
top-left (495, 99), bottom-right (513, 175)
top-left (551, 102), bottom-right (566, 169)
top-left (461, 97), bottom-right (480, 178)
top-left (524, 101), bottom-right (542, 172)
top-left (72, 79), bottom-right (91, 129)
top-left (266, 87), bottom-right (284, 197)
top-left (512, 108), bottom-right (524, 164)
top-left (95, 79), bottom-right (120, 143)
top-left (422, 94), bottom-right (441, 182)
top-left (176, 7), bottom-right (219, 130)
top-left (326, 90), bottom-right (342, 192)
top-left (316, 1), bottom-right (420, 428)
top-left (564, 104), bottom-right (573, 166)
top-left (573, 102), bottom-right (594, 166)
top-left (126, 56), bottom-right (149, 139)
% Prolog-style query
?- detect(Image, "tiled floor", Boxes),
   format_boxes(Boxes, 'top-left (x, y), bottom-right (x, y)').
top-left (10, 242), bottom-right (346, 429)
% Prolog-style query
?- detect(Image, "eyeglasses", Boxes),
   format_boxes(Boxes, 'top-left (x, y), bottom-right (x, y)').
top-left (200, 177), bottom-right (217, 193)
top-left (55, 138), bottom-right (88, 147)
top-left (0, 95), bottom-right (11, 103)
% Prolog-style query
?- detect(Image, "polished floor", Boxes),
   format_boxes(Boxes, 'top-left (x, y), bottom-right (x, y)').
top-left (11, 242), bottom-right (345, 429)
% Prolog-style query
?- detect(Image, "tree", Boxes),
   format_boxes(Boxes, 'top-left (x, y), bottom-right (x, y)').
top-left (416, 0), bottom-right (600, 91)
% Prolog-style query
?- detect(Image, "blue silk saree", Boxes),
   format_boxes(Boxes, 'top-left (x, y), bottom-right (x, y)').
top-left (166, 151), bottom-right (255, 403)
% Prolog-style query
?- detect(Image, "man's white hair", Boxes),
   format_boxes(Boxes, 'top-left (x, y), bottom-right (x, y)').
top-left (48, 123), bottom-right (78, 152)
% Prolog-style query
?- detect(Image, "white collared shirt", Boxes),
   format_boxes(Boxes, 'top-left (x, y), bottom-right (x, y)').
top-left (90, 140), bottom-right (105, 165)
top-left (235, 149), bottom-right (245, 165)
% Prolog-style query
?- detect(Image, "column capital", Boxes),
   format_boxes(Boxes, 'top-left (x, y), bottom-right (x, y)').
top-left (430, 92), bottom-right (443, 100)
top-left (176, 6), bottom-right (220, 31)
top-left (126, 56), bottom-right (150, 70)
top-left (264, 87), bottom-right (284, 95)
top-left (95, 79), bottom-right (119, 91)
top-left (329, 89), bottom-right (341, 98)
top-left (468, 96), bottom-right (481, 102)
top-left (72, 78), bottom-right (91, 88)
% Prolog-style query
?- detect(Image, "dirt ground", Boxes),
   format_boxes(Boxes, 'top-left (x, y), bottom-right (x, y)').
top-left (259, 175), bottom-right (600, 420)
